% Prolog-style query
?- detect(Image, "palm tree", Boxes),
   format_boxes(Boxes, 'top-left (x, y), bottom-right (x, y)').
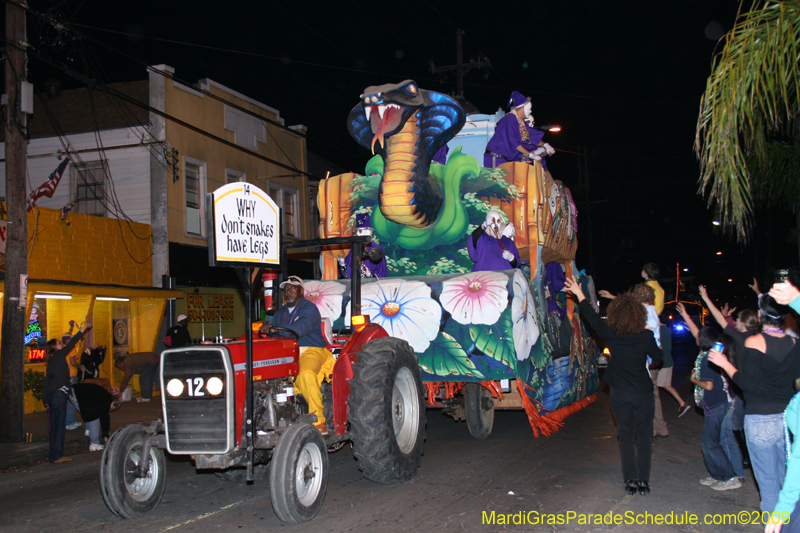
top-left (695, 0), bottom-right (800, 246)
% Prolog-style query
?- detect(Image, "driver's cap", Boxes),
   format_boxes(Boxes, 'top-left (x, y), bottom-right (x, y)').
top-left (279, 275), bottom-right (304, 289)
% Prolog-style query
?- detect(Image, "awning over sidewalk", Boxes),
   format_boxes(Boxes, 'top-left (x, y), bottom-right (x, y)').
top-left (24, 279), bottom-right (184, 300)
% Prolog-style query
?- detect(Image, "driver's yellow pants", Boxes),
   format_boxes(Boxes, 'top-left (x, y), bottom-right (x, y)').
top-left (295, 347), bottom-right (336, 427)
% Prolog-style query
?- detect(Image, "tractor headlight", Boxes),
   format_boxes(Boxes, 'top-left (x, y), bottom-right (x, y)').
top-left (206, 377), bottom-right (224, 395)
top-left (166, 378), bottom-right (185, 397)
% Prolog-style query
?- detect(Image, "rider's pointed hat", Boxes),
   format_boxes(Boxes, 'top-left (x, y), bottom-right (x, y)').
top-left (508, 91), bottom-right (530, 110)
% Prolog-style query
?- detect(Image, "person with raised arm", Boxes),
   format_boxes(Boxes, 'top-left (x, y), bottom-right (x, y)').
top-left (708, 295), bottom-right (800, 523)
top-left (765, 281), bottom-right (800, 532)
top-left (675, 302), bottom-right (700, 341)
top-left (698, 284), bottom-right (753, 481)
top-left (565, 276), bottom-right (662, 496)
top-left (43, 317), bottom-right (93, 463)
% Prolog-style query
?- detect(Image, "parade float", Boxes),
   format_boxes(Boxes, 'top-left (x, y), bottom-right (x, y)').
top-left (312, 80), bottom-right (600, 437)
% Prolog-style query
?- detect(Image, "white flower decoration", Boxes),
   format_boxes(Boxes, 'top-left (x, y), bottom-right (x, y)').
top-left (359, 279), bottom-right (442, 353)
top-left (511, 269), bottom-right (540, 361)
top-left (303, 280), bottom-right (346, 322)
top-left (439, 271), bottom-right (509, 325)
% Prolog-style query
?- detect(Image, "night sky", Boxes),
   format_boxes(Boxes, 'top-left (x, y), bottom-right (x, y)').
top-left (9, 0), bottom-right (795, 307)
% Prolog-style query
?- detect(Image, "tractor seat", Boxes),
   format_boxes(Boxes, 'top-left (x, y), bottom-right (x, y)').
top-left (322, 317), bottom-right (344, 359)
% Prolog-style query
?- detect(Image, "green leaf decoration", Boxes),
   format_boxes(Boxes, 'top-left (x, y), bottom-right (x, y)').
top-left (425, 257), bottom-right (469, 275)
top-left (364, 154), bottom-right (384, 177)
top-left (418, 331), bottom-right (485, 379)
top-left (347, 175), bottom-right (381, 203)
top-left (529, 343), bottom-right (550, 372)
top-left (385, 256), bottom-right (418, 275)
top-left (468, 313), bottom-right (516, 372)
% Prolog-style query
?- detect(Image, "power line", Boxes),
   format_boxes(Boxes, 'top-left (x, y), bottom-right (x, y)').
top-left (17, 5), bottom-right (312, 172)
top-left (63, 18), bottom-right (698, 110)
top-left (31, 82), bottom-right (154, 265)
top-left (3, 37), bottom-right (317, 180)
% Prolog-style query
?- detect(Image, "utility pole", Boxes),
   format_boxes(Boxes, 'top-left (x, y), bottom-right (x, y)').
top-left (430, 29), bottom-right (492, 99)
top-left (0, 0), bottom-right (29, 443)
top-left (576, 146), bottom-right (609, 275)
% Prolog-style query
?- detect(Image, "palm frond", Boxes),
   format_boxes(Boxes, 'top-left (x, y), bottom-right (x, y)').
top-left (695, 0), bottom-right (800, 242)
top-left (750, 141), bottom-right (800, 206)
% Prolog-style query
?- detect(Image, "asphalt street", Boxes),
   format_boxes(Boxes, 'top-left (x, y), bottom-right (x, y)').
top-left (0, 336), bottom-right (766, 532)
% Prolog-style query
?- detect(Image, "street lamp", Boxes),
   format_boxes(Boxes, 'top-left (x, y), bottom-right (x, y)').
top-left (536, 124), bottom-right (562, 132)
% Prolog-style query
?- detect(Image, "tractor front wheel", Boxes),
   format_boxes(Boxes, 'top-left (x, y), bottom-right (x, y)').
top-left (99, 424), bottom-right (166, 518)
top-left (269, 422), bottom-right (328, 523)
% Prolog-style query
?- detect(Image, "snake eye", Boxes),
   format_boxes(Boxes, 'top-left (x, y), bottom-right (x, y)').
top-left (371, 95), bottom-right (378, 103)
top-left (408, 84), bottom-right (417, 95)
top-left (364, 97), bottom-right (369, 104)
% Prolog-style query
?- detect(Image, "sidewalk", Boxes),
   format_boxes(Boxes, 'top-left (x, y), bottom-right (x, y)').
top-left (0, 396), bottom-right (163, 470)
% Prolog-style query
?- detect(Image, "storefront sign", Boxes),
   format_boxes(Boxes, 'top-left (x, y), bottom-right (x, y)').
top-left (25, 304), bottom-right (43, 345)
top-left (186, 292), bottom-right (236, 322)
top-left (207, 183), bottom-right (280, 267)
top-left (28, 348), bottom-right (46, 361)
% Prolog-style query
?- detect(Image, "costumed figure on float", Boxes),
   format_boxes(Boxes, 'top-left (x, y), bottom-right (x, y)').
top-left (338, 213), bottom-right (388, 279)
top-left (484, 91), bottom-right (555, 169)
top-left (467, 209), bottom-right (521, 271)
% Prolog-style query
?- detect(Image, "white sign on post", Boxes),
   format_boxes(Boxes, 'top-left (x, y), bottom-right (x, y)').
top-left (19, 274), bottom-right (28, 308)
top-left (208, 183), bottom-right (280, 267)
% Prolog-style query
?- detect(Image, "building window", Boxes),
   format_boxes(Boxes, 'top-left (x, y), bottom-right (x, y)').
top-left (224, 105), bottom-right (266, 151)
top-left (268, 184), bottom-right (300, 238)
top-left (226, 169), bottom-right (245, 184)
top-left (184, 158), bottom-right (207, 237)
top-left (71, 161), bottom-right (106, 217)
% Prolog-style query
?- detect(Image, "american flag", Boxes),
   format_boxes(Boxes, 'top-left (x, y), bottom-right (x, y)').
top-left (27, 158), bottom-right (70, 212)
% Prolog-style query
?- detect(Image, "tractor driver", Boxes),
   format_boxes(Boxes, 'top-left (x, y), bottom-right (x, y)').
top-left (260, 275), bottom-right (335, 435)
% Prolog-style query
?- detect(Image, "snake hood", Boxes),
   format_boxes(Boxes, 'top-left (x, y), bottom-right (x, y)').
top-left (348, 80), bottom-right (465, 229)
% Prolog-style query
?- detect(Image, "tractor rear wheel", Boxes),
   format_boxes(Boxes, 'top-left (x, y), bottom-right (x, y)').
top-left (349, 337), bottom-right (426, 484)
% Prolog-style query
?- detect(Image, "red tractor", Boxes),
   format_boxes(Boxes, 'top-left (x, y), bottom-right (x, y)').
top-left (99, 237), bottom-right (425, 523)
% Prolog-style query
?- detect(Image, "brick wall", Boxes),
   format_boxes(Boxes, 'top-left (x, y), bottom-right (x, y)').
top-left (28, 207), bottom-right (152, 286)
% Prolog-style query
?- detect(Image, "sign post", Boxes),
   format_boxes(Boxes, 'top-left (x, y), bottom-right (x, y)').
top-left (207, 182), bottom-right (279, 481)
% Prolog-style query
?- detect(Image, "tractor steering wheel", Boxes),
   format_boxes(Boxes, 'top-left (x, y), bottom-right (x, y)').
top-left (264, 325), bottom-right (300, 340)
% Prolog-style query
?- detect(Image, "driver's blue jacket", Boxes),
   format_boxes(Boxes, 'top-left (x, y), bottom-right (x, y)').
top-left (270, 297), bottom-right (326, 347)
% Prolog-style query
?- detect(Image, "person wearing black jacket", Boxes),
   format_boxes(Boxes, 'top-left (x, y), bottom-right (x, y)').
top-left (709, 295), bottom-right (800, 522)
top-left (72, 381), bottom-right (114, 451)
top-left (165, 314), bottom-right (192, 347)
top-left (43, 317), bottom-right (92, 463)
top-left (565, 277), bottom-right (662, 496)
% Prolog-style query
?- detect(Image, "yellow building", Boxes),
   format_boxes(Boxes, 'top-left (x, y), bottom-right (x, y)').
top-left (1, 66), bottom-right (317, 366)
top-left (0, 207), bottom-right (181, 413)
top-left (148, 65), bottom-right (316, 341)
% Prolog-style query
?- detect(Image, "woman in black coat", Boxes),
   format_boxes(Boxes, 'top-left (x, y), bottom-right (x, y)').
top-left (565, 277), bottom-right (662, 495)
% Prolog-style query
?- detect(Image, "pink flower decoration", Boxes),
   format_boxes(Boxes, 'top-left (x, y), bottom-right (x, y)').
top-left (439, 271), bottom-right (509, 325)
top-left (303, 280), bottom-right (346, 322)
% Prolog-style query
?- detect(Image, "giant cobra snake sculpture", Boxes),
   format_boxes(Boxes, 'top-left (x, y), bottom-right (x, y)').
top-left (347, 81), bottom-right (468, 245)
